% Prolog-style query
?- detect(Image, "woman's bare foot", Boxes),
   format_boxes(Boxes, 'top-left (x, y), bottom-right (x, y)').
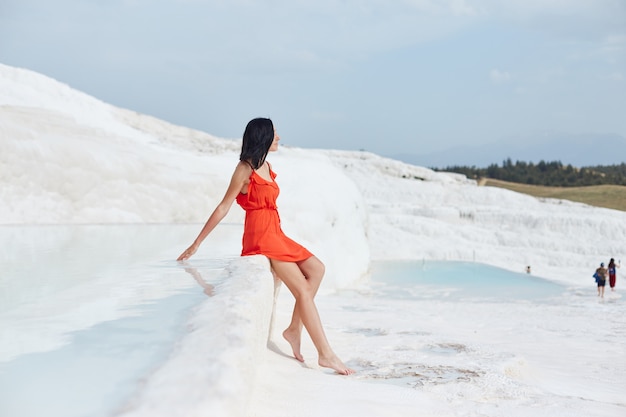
top-left (283, 329), bottom-right (304, 362)
top-left (318, 355), bottom-right (356, 375)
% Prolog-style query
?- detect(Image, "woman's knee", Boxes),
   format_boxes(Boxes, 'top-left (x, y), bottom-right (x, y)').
top-left (300, 256), bottom-right (325, 279)
top-left (316, 260), bottom-right (325, 277)
top-left (281, 276), bottom-right (315, 301)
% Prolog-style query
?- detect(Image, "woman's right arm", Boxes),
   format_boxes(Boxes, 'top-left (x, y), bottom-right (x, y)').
top-left (177, 162), bottom-right (252, 261)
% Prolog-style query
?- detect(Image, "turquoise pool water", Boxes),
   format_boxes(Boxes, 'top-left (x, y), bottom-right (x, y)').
top-left (370, 260), bottom-right (566, 302)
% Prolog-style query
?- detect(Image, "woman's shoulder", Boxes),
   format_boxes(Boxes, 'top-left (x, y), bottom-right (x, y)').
top-left (232, 160), bottom-right (254, 179)
top-left (266, 161), bottom-right (277, 179)
top-left (236, 160), bottom-right (255, 171)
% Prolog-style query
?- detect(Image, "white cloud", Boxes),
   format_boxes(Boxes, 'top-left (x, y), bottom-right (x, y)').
top-left (474, 0), bottom-right (624, 19)
top-left (600, 34), bottom-right (626, 63)
top-left (607, 72), bottom-right (624, 81)
top-left (489, 69), bottom-right (512, 84)
top-left (3, 0), bottom-right (623, 73)
top-left (310, 111), bottom-right (345, 122)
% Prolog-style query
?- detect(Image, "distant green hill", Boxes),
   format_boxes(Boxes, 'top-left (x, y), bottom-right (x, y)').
top-left (437, 160), bottom-right (626, 211)
top-left (437, 160), bottom-right (626, 187)
top-left (479, 179), bottom-right (626, 212)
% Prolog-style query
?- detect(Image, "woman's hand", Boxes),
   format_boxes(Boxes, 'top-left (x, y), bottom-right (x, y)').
top-left (177, 244), bottom-right (198, 261)
top-left (176, 161), bottom-right (251, 263)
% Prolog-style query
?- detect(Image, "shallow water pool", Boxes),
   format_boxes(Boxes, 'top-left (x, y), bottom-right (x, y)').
top-left (0, 224), bottom-right (238, 417)
top-left (0, 225), bottom-right (584, 417)
top-left (370, 260), bottom-right (566, 302)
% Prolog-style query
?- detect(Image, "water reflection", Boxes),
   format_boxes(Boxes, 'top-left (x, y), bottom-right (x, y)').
top-left (183, 267), bottom-right (215, 297)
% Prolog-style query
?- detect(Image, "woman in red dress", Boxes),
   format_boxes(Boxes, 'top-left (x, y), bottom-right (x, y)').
top-left (178, 118), bottom-right (354, 375)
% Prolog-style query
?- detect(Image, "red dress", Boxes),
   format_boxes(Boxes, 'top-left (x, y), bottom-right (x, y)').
top-left (236, 166), bottom-right (313, 262)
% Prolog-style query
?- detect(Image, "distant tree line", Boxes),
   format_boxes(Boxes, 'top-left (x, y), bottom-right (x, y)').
top-left (435, 159), bottom-right (626, 186)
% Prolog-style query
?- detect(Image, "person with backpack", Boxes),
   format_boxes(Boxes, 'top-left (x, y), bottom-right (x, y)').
top-left (594, 262), bottom-right (608, 298)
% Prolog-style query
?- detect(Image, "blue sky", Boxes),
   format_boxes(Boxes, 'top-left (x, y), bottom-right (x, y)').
top-left (1, 0), bottom-right (625, 161)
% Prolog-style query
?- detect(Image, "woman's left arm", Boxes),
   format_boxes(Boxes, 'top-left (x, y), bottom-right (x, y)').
top-left (177, 162), bottom-right (251, 261)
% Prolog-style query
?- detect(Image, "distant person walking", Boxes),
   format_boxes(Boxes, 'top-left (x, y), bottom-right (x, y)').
top-left (594, 262), bottom-right (608, 298)
top-left (608, 258), bottom-right (620, 291)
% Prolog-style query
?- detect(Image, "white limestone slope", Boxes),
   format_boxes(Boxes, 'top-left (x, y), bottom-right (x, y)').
top-left (2, 62), bottom-right (625, 416)
top-left (3, 62), bottom-right (624, 286)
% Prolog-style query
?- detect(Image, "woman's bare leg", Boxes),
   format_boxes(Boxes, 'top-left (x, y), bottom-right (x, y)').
top-left (279, 257), bottom-right (324, 362)
top-left (270, 258), bottom-right (354, 375)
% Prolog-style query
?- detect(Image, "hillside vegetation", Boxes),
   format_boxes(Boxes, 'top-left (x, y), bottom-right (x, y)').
top-left (436, 159), bottom-right (626, 212)
top-left (479, 179), bottom-right (626, 212)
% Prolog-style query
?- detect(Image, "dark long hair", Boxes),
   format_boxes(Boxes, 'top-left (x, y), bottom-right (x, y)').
top-left (609, 258), bottom-right (615, 268)
top-left (240, 118), bottom-right (274, 169)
